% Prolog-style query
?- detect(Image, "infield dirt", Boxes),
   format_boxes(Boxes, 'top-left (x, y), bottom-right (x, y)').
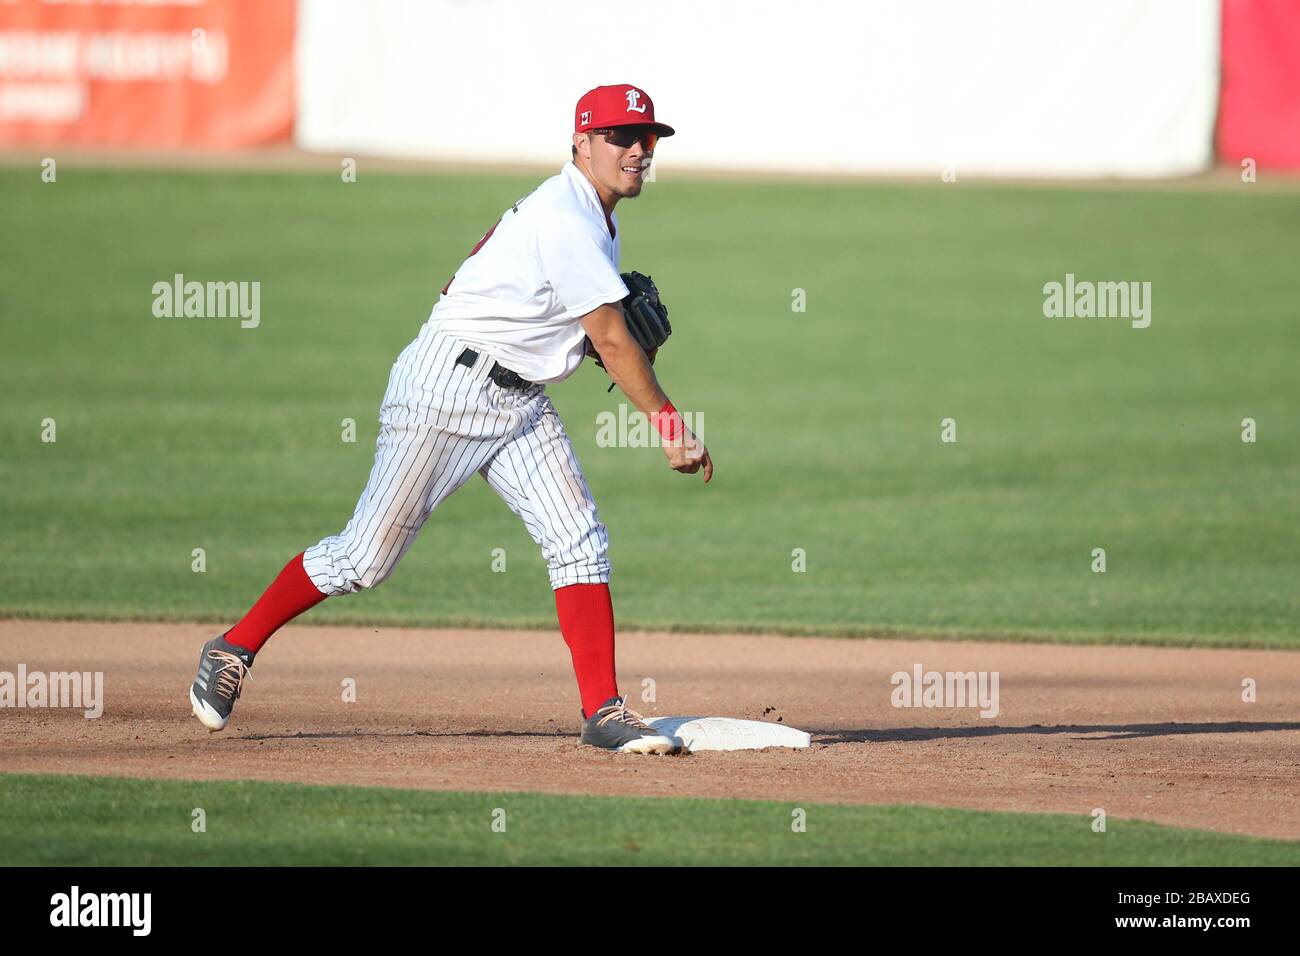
top-left (2, 620), bottom-right (1297, 839)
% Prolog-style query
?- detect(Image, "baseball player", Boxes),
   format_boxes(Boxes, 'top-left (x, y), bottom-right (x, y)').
top-left (188, 84), bottom-right (712, 754)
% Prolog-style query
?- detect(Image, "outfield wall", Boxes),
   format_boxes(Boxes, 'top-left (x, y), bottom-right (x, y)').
top-left (0, 0), bottom-right (294, 148)
top-left (1217, 0), bottom-right (1300, 170)
top-left (295, 0), bottom-right (1221, 177)
top-left (0, 0), bottom-right (1248, 176)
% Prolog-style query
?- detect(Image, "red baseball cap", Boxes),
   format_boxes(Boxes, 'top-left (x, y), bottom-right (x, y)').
top-left (574, 84), bottom-right (675, 138)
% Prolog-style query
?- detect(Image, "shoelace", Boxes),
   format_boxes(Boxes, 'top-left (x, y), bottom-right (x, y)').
top-left (594, 697), bottom-right (651, 729)
top-left (207, 650), bottom-right (251, 702)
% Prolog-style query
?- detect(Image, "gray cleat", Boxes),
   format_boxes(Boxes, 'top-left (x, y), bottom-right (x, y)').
top-left (188, 634), bottom-right (254, 732)
top-left (580, 695), bottom-right (681, 754)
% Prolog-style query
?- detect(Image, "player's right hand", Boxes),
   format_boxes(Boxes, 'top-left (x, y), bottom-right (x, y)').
top-left (663, 430), bottom-right (713, 483)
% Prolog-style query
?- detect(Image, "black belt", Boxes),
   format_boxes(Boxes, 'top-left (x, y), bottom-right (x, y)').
top-left (454, 347), bottom-right (534, 389)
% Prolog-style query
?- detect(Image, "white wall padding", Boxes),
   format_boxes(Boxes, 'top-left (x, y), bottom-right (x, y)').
top-left (296, 0), bottom-right (1220, 177)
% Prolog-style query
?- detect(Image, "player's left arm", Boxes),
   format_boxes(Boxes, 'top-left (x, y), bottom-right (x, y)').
top-left (581, 303), bottom-right (665, 407)
top-left (580, 303), bottom-right (713, 482)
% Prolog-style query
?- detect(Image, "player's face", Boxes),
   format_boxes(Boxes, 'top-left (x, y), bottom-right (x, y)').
top-left (588, 126), bottom-right (655, 198)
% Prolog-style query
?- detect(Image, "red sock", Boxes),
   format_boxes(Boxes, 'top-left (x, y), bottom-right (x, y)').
top-left (225, 553), bottom-right (327, 654)
top-left (555, 583), bottom-right (618, 717)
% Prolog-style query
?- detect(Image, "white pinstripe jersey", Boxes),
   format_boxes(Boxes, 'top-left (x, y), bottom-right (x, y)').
top-left (429, 161), bottom-right (629, 384)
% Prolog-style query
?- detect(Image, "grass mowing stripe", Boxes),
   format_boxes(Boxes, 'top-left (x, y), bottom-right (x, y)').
top-left (1, 773), bottom-right (1295, 866)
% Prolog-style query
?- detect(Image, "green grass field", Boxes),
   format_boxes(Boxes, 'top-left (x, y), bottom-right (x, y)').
top-left (2, 166), bottom-right (1297, 646)
top-left (2, 772), bottom-right (1295, 866)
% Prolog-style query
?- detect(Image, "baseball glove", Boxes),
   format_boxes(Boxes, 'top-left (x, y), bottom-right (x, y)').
top-left (589, 271), bottom-right (671, 390)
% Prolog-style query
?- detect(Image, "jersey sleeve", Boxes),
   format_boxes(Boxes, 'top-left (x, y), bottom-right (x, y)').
top-left (534, 214), bottom-right (629, 319)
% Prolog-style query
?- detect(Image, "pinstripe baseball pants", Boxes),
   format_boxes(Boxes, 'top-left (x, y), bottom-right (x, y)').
top-left (302, 324), bottom-right (610, 596)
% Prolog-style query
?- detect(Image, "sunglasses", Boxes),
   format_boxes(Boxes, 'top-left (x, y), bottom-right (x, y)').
top-left (591, 127), bottom-right (658, 152)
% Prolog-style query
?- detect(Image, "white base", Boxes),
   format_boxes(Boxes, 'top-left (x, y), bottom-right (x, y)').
top-left (645, 716), bottom-right (810, 752)
top-left (616, 734), bottom-right (681, 755)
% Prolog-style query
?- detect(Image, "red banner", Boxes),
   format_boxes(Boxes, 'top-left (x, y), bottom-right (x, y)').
top-left (0, 0), bottom-right (294, 148)
top-left (1218, 0), bottom-right (1300, 169)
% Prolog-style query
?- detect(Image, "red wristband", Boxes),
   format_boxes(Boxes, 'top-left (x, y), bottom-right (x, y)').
top-left (653, 401), bottom-right (685, 442)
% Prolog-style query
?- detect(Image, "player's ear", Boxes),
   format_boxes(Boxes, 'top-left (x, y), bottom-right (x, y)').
top-left (572, 132), bottom-right (591, 161)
